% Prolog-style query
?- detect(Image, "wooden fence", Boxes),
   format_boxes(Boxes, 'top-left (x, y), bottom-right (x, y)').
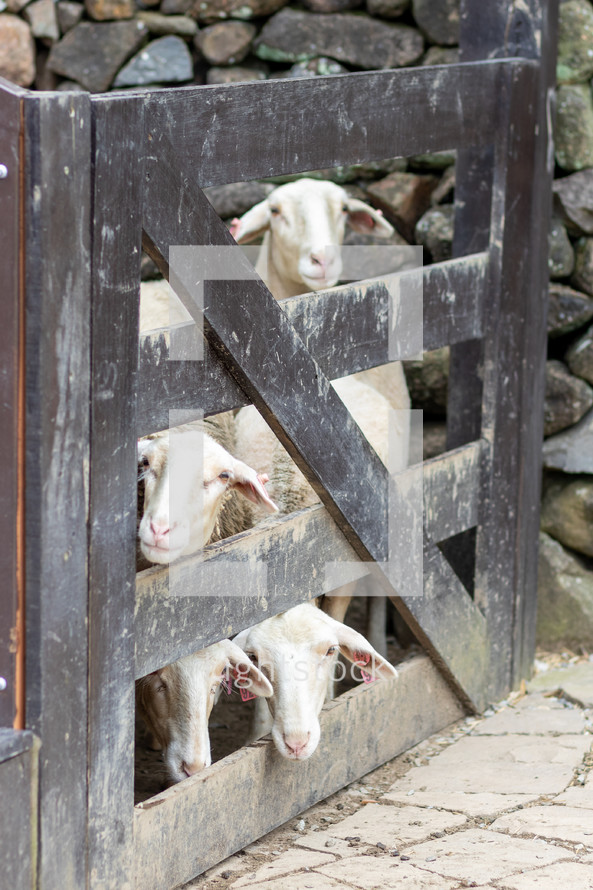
top-left (0, 0), bottom-right (558, 887)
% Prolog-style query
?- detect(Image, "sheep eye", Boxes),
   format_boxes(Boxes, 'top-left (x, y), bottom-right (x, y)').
top-left (326, 646), bottom-right (338, 657)
top-left (218, 471), bottom-right (230, 481)
top-left (246, 652), bottom-right (258, 666)
top-left (142, 456), bottom-right (150, 468)
top-left (270, 206), bottom-right (280, 216)
top-left (342, 204), bottom-right (348, 213)
top-left (156, 683), bottom-right (167, 694)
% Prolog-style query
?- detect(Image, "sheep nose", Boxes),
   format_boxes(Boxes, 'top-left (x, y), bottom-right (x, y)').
top-left (310, 251), bottom-right (327, 270)
top-left (181, 760), bottom-right (204, 777)
top-left (283, 733), bottom-right (310, 758)
top-left (150, 520), bottom-right (169, 541)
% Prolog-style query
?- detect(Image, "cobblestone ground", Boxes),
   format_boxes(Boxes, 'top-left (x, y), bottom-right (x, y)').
top-left (187, 658), bottom-right (593, 890)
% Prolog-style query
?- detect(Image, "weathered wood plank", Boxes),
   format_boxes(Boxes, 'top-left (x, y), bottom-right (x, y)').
top-left (0, 730), bottom-right (39, 890)
top-left (137, 253), bottom-right (488, 437)
top-left (140, 60), bottom-right (519, 187)
top-left (23, 90), bottom-right (92, 890)
top-left (0, 80), bottom-right (24, 728)
top-left (88, 96), bottom-right (143, 890)
top-left (135, 443), bottom-right (480, 677)
top-left (391, 539), bottom-right (489, 712)
top-left (133, 654), bottom-right (464, 890)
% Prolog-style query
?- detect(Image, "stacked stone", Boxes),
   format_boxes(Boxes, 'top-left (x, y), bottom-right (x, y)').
top-left (1, 0), bottom-right (593, 649)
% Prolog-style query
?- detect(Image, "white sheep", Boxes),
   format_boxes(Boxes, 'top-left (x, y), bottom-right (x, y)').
top-left (136, 639), bottom-right (272, 783)
top-left (233, 602), bottom-right (397, 761)
top-left (138, 417), bottom-right (278, 565)
top-left (229, 178), bottom-right (395, 300)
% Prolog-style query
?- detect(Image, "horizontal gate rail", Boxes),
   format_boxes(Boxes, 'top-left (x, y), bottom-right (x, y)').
top-left (137, 59), bottom-right (532, 187)
top-left (135, 441), bottom-right (481, 677)
top-left (137, 252), bottom-right (488, 436)
top-left (133, 654), bottom-right (464, 890)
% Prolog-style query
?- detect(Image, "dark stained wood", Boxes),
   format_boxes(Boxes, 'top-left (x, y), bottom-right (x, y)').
top-left (133, 655), bottom-right (464, 890)
top-left (140, 61), bottom-right (510, 188)
top-left (22, 89), bottom-right (92, 890)
top-left (0, 80), bottom-right (25, 728)
top-left (0, 730), bottom-right (39, 890)
top-left (137, 253), bottom-right (488, 435)
top-left (135, 443), bottom-right (480, 677)
top-left (87, 95), bottom-right (144, 890)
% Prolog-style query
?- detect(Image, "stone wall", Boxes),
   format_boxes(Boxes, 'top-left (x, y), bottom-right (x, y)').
top-left (1, 0), bottom-right (592, 650)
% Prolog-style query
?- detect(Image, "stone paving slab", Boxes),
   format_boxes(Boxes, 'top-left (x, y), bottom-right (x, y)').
top-left (294, 835), bottom-right (366, 858)
top-left (425, 733), bottom-right (590, 766)
top-left (230, 849), bottom-right (336, 888)
top-left (230, 874), bottom-right (345, 890)
top-left (384, 791), bottom-right (540, 817)
top-left (401, 828), bottom-right (569, 883)
top-left (529, 663), bottom-right (593, 708)
top-left (492, 860), bottom-right (593, 889)
top-left (315, 855), bottom-right (459, 889)
top-left (311, 803), bottom-right (467, 848)
top-left (470, 696), bottom-right (586, 735)
top-left (386, 760), bottom-right (575, 795)
top-left (491, 806), bottom-right (593, 847)
top-left (555, 782), bottom-right (593, 809)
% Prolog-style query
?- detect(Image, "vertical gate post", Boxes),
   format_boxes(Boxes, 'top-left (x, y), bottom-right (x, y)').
top-left (87, 94), bottom-right (144, 890)
top-left (452, 0), bottom-right (558, 700)
top-left (22, 90), bottom-right (93, 889)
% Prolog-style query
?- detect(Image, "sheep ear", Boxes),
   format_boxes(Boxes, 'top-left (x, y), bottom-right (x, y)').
top-left (332, 620), bottom-right (398, 680)
top-left (223, 640), bottom-right (273, 698)
top-left (345, 199), bottom-right (394, 238)
top-left (231, 461), bottom-right (279, 514)
top-left (230, 201), bottom-right (271, 244)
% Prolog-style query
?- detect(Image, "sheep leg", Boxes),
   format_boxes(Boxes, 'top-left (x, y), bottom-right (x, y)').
top-left (249, 697), bottom-right (273, 742)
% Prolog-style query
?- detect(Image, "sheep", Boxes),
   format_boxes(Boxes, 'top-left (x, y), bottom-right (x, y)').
top-left (136, 639), bottom-right (273, 783)
top-left (229, 178), bottom-right (395, 300)
top-left (233, 602), bottom-right (397, 761)
top-left (138, 415), bottom-right (278, 566)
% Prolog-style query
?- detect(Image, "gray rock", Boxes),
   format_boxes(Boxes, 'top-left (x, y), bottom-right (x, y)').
top-left (5, 0), bottom-right (31, 10)
top-left (34, 46), bottom-right (59, 89)
top-left (137, 12), bottom-right (198, 37)
top-left (254, 9), bottom-right (424, 69)
top-left (403, 347), bottom-right (449, 416)
top-left (421, 45), bottom-right (458, 66)
top-left (548, 217), bottom-right (575, 280)
top-left (543, 407), bottom-right (593, 473)
top-left (566, 323), bottom-right (593, 385)
top-left (285, 57), bottom-right (348, 78)
top-left (203, 181), bottom-right (274, 219)
top-left (548, 283), bottom-right (593, 338)
top-left (571, 237), bottom-right (593, 296)
top-left (555, 84), bottom-right (593, 172)
top-left (192, 0), bottom-right (288, 25)
top-left (206, 65), bottom-right (267, 84)
top-left (160, 0), bottom-right (193, 12)
top-left (366, 0), bottom-right (409, 18)
top-left (366, 171), bottom-right (438, 242)
top-left (0, 13), bottom-right (35, 86)
top-left (302, 0), bottom-right (361, 11)
top-left (541, 474), bottom-right (593, 558)
top-left (408, 150), bottom-right (456, 171)
top-left (56, 1), bottom-right (84, 33)
top-left (544, 360), bottom-right (593, 436)
top-left (412, 0), bottom-right (459, 46)
top-left (113, 35), bottom-right (193, 86)
top-left (414, 205), bottom-right (454, 264)
top-left (553, 170), bottom-right (593, 236)
top-left (85, 0), bottom-right (134, 20)
top-left (557, 0), bottom-right (593, 84)
top-left (537, 531), bottom-right (593, 649)
top-left (24, 0), bottom-right (59, 42)
top-left (48, 20), bottom-right (148, 91)
top-left (56, 78), bottom-right (86, 90)
top-left (195, 21), bottom-right (256, 65)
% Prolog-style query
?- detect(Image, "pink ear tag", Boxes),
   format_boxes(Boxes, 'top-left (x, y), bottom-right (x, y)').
top-left (361, 669), bottom-right (376, 685)
top-left (233, 667), bottom-right (257, 701)
top-left (240, 687), bottom-right (257, 702)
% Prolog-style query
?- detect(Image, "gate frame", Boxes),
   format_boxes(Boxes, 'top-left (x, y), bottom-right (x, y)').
top-left (0, 1), bottom-right (558, 887)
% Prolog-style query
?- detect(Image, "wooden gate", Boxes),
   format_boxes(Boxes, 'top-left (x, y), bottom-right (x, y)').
top-left (0, 0), bottom-right (558, 887)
